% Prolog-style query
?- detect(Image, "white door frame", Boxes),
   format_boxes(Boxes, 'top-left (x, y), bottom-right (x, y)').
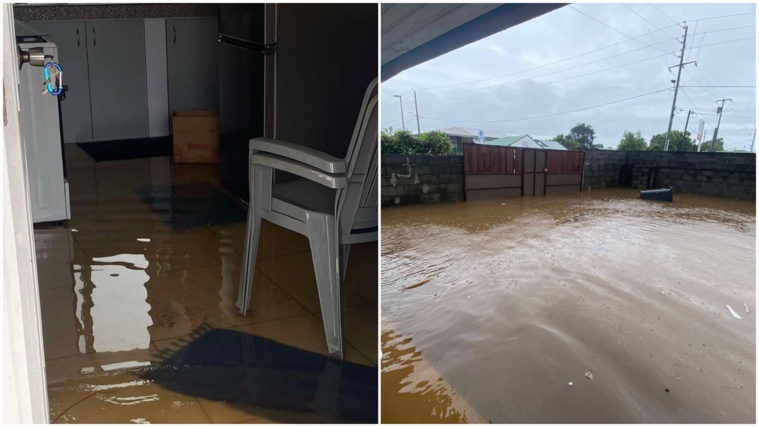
top-left (2, 4), bottom-right (51, 423)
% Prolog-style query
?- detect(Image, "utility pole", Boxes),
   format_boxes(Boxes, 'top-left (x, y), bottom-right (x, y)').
top-left (393, 94), bottom-right (405, 131)
top-left (710, 98), bottom-right (731, 151)
top-left (665, 24), bottom-right (694, 152)
top-left (413, 89), bottom-right (421, 134)
top-left (683, 109), bottom-right (692, 140)
top-left (751, 127), bottom-right (756, 152)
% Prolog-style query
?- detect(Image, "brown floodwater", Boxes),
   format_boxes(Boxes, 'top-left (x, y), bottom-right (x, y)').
top-left (381, 188), bottom-right (756, 423)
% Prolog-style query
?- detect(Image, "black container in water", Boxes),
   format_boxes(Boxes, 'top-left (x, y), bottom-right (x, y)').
top-left (640, 187), bottom-right (674, 202)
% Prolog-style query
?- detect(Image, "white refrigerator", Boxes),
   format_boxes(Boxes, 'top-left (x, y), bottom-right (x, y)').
top-left (17, 38), bottom-right (70, 223)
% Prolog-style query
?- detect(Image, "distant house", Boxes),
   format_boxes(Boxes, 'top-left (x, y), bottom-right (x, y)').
top-left (439, 127), bottom-right (507, 154)
top-left (488, 135), bottom-right (568, 151)
top-left (439, 128), bottom-right (570, 153)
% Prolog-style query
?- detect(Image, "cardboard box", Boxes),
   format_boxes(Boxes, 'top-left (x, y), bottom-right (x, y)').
top-left (172, 110), bottom-right (220, 163)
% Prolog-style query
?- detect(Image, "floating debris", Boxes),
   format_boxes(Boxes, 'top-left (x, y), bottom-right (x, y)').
top-left (659, 288), bottom-right (670, 296)
top-left (403, 278), bottom-right (433, 291)
top-left (568, 381), bottom-right (573, 386)
top-left (744, 303), bottom-right (750, 314)
top-left (131, 418), bottom-right (150, 424)
top-left (585, 371), bottom-right (593, 380)
top-left (83, 379), bottom-right (151, 392)
top-left (99, 394), bottom-right (159, 406)
top-left (726, 305), bottom-right (742, 319)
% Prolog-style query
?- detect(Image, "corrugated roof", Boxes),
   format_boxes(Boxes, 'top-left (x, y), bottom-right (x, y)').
top-left (537, 140), bottom-right (568, 150)
top-left (487, 135), bottom-right (540, 148)
top-left (439, 127), bottom-right (506, 139)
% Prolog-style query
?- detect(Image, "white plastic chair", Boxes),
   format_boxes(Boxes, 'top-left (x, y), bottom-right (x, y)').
top-left (236, 78), bottom-right (378, 358)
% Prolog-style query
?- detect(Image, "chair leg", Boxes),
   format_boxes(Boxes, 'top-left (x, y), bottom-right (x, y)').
top-left (341, 244), bottom-right (351, 283)
top-left (305, 211), bottom-right (343, 358)
top-left (236, 166), bottom-right (269, 316)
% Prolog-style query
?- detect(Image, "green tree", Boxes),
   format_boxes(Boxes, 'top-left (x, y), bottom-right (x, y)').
top-left (617, 130), bottom-right (647, 151)
top-left (416, 130), bottom-right (453, 155)
top-left (568, 123), bottom-right (596, 149)
top-left (699, 137), bottom-right (725, 152)
top-left (380, 129), bottom-right (453, 155)
top-left (554, 133), bottom-right (581, 150)
top-left (381, 128), bottom-right (416, 154)
top-left (648, 130), bottom-right (696, 151)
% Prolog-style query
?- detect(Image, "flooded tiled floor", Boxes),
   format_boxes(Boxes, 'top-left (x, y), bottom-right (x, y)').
top-left (36, 145), bottom-right (377, 424)
top-left (381, 189), bottom-right (755, 423)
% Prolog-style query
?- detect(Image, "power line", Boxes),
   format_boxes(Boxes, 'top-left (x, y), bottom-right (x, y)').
top-left (418, 23), bottom-right (753, 99)
top-left (690, 24), bottom-right (756, 37)
top-left (569, 5), bottom-right (670, 54)
top-left (679, 87), bottom-right (716, 129)
top-left (419, 87), bottom-right (671, 124)
top-left (417, 52), bottom-right (666, 103)
top-left (647, 3), bottom-right (680, 25)
top-left (419, 41), bottom-right (677, 98)
top-left (686, 19), bottom-right (698, 62)
top-left (621, 4), bottom-right (678, 39)
top-left (685, 36), bottom-right (756, 50)
top-left (686, 11), bottom-right (756, 23)
top-left (692, 113), bottom-right (756, 120)
top-left (412, 26), bottom-right (681, 92)
top-left (382, 98), bottom-right (418, 112)
top-left (381, 114), bottom-right (417, 126)
top-left (680, 85), bottom-right (756, 88)
top-left (683, 67), bottom-right (722, 102)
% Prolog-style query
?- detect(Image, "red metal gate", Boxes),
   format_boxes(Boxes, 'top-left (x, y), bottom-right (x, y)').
top-left (463, 142), bottom-right (584, 201)
top-left (545, 150), bottom-right (584, 195)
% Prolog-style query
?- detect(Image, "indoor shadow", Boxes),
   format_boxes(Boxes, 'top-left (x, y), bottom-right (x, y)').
top-left (142, 325), bottom-right (377, 423)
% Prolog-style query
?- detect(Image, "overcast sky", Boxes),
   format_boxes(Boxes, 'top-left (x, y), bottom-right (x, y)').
top-left (381, 2), bottom-right (756, 150)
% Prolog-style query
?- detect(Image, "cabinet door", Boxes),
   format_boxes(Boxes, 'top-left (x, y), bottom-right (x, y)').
top-left (166, 17), bottom-right (219, 119)
top-left (30, 21), bottom-right (93, 143)
top-left (86, 20), bottom-right (149, 141)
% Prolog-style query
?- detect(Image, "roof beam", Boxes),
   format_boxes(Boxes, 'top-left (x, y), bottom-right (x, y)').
top-left (382, 3), bottom-right (567, 81)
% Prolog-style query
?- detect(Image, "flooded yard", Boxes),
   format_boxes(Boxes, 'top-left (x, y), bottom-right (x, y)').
top-left (381, 188), bottom-right (755, 423)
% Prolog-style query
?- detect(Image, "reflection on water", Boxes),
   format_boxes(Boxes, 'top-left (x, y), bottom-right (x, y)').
top-left (382, 188), bottom-right (756, 423)
top-left (381, 328), bottom-right (485, 423)
top-left (80, 254), bottom-right (153, 354)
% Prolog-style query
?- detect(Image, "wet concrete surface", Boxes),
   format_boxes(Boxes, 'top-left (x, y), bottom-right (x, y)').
top-left (37, 145), bottom-right (378, 423)
top-left (381, 188), bottom-right (755, 423)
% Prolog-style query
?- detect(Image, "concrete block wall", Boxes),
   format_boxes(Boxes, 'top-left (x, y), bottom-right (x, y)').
top-left (583, 150), bottom-right (756, 200)
top-left (580, 150), bottom-right (628, 190)
top-left (381, 151), bottom-right (755, 207)
top-left (381, 155), bottom-right (464, 207)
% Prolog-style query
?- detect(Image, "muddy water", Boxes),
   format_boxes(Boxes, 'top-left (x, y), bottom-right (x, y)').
top-left (381, 188), bottom-right (755, 423)
top-left (39, 147), bottom-right (378, 424)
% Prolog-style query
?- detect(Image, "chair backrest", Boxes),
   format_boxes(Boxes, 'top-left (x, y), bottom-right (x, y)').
top-left (337, 78), bottom-right (378, 234)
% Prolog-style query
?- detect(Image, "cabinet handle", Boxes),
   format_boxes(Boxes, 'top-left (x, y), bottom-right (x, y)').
top-left (76, 28), bottom-right (80, 46)
top-left (93, 27), bottom-right (96, 46)
top-left (173, 26), bottom-right (176, 44)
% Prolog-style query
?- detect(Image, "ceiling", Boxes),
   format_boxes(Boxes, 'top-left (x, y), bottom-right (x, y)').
top-left (381, 3), bottom-right (567, 81)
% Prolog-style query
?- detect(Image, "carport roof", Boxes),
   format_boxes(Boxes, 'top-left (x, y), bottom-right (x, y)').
top-left (381, 3), bottom-right (566, 81)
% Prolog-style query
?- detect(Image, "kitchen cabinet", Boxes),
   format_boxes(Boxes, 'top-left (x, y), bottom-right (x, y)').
top-left (28, 20), bottom-right (93, 143)
top-left (166, 17), bottom-right (219, 118)
top-left (85, 19), bottom-right (149, 141)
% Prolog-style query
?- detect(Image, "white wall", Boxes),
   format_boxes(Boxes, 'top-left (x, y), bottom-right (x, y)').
top-left (3, 4), bottom-right (50, 423)
top-left (144, 18), bottom-right (170, 137)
